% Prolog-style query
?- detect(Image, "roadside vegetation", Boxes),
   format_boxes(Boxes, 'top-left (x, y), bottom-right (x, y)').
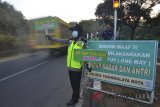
top-left (0, 1), bottom-right (29, 57)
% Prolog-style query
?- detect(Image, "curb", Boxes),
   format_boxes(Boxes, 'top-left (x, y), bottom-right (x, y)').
top-left (76, 99), bottom-right (83, 107)
top-left (0, 50), bottom-right (49, 63)
top-left (0, 51), bottom-right (43, 63)
top-left (0, 53), bottom-right (30, 63)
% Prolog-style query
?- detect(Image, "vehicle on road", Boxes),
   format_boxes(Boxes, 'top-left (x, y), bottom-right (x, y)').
top-left (28, 16), bottom-right (71, 54)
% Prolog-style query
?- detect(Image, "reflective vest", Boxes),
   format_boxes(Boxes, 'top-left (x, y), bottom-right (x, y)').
top-left (67, 40), bottom-right (84, 69)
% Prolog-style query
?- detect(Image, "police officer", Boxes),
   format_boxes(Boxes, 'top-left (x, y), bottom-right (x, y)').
top-left (66, 30), bottom-right (85, 105)
top-left (47, 24), bottom-right (85, 105)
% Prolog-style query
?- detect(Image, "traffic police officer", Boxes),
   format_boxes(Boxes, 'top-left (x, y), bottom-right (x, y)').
top-left (66, 30), bottom-right (85, 105)
top-left (47, 24), bottom-right (85, 105)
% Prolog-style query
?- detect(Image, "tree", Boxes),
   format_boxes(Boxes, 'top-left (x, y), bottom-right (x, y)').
top-left (0, 1), bottom-right (29, 36)
top-left (95, 0), bottom-right (160, 40)
top-left (0, 1), bottom-right (30, 56)
top-left (79, 19), bottom-right (105, 37)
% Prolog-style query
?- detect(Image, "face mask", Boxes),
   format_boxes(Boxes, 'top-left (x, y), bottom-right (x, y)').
top-left (72, 31), bottom-right (78, 38)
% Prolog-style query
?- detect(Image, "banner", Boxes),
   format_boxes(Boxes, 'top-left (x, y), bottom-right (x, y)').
top-left (85, 40), bottom-right (158, 91)
top-left (34, 17), bottom-right (57, 31)
top-left (74, 49), bottom-right (107, 63)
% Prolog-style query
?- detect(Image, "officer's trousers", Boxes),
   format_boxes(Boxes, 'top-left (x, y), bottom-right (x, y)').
top-left (68, 70), bottom-right (82, 101)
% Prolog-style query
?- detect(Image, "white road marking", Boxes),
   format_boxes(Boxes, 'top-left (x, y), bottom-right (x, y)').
top-left (0, 61), bottom-right (48, 82)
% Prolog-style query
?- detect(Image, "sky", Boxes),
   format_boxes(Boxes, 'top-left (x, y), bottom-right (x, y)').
top-left (152, 4), bottom-right (160, 17)
top-left (2, 0), bottom-right (104, 23)
top-left (1, 0), bottom-right (160, 23)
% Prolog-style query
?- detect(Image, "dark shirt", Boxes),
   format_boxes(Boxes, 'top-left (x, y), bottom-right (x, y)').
top-left (102, 29), bottom-right (113, 40)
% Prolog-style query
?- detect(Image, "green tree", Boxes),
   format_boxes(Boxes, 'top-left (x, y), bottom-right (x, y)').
top-left (0, 1), bottom-right (30, 56)
top-left (95, 0), bottom-right (160, 40)
top-left (79, 20), bottom-right (92, 35)
top-left (79, 19), bottom-right (105, 37)
top-left (0, 1), bottom-right (29, 36)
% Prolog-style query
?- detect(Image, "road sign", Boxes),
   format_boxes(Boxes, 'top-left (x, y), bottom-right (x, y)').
top-left (85, 40), bottom-right (158, 91)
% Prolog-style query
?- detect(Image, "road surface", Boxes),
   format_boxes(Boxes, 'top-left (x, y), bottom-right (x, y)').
top-left (0, 51), bottom-right (76, 107)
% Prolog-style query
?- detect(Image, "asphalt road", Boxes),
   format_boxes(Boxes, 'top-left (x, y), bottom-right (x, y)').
top-left (0, 51), bottom-right (76, 107)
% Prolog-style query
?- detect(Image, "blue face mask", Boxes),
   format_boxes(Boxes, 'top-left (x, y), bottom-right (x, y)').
top-left (72, 31), bottom-right (78, 38)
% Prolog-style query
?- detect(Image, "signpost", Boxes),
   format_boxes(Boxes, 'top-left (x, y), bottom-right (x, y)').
top-left (77, 40), bottom-right (158, 104)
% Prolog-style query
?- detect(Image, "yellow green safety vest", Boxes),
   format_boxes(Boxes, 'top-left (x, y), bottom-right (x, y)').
top-left (67, 40), bottom-right (84, 69)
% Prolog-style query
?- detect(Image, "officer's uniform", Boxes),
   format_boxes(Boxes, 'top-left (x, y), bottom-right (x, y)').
top-left (67, 39), bottom-right (85, 102)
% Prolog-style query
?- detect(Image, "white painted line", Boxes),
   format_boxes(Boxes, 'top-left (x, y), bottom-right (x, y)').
top-left (0, 61), bottom-right (48, 82)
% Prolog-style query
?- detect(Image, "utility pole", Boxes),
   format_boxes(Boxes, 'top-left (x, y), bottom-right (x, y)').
top-left (114, 9), bottom-right (117, 40)
top-left (113, 0), bottom-right (120, 40)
